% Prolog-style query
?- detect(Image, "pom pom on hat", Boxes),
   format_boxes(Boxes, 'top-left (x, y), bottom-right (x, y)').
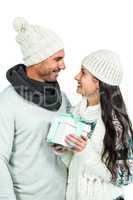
top-left (12, 17), bottom-right (64, 66)
top-left (13, 17), bottom-right (29, 33)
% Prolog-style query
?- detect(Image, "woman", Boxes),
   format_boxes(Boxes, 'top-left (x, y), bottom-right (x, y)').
top-left (64, 49), bottom-right (133, 200)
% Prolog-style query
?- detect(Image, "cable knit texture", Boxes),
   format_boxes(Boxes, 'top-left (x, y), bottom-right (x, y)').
top-left (64, 97), bottom-right (124, 200)
top-left (81, 50), bottom-right (123, 86)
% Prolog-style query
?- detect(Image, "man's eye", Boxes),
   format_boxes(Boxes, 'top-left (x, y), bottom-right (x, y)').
top-left (55, 57), bottom-right (62, 62)
top-left (55, 58), bottom-right (60, 61)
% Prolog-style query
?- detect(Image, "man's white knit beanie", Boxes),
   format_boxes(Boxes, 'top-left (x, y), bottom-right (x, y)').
top-left (13, 17), bottom-right (64, 66)
top-left (81, 49), bottom-right (123, 86)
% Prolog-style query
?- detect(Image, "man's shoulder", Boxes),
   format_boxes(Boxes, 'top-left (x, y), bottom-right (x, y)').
top-left (0, 85), bottom-right (16, 104)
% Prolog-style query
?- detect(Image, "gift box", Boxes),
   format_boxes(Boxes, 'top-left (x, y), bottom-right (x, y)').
top-left (47, 112), bottom-right (96, 148)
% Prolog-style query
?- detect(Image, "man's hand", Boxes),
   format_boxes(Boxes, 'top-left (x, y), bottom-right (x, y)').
top-left (51, 144), bottom-right (67, 155)
top-left (65, 134), bottom-right (88, 152)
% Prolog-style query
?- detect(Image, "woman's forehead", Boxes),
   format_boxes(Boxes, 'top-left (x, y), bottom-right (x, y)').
top-left (81, 66), bottom-right (97, 79)
top-left (81, 66), bottom-right (90, 73)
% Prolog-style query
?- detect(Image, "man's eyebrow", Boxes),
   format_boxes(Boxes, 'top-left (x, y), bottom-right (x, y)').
top-left (54, 56), bottom-right (64, 60)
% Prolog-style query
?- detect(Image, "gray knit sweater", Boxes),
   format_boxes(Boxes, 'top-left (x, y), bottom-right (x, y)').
top-left (0, 85), bottom-right (71, 200)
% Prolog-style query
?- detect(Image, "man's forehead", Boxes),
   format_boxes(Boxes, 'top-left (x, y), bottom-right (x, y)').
top-left (53, 49), bottom-right (65, 58)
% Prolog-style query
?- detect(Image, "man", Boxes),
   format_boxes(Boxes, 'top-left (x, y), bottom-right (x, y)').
top-left (0, 17), bottom-right (87, 200)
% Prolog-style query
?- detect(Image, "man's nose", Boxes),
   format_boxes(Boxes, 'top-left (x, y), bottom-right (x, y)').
top-left (74, 73), bottom-right (80, 80)
top-left (58, 60), bottom-right (66, 70)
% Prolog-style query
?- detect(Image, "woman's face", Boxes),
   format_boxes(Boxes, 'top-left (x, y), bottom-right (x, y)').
top-left (75, 66), bottom-right (99, 97)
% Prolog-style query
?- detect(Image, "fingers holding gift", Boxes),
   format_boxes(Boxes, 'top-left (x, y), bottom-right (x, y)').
top-left (65, 134), bottom-right (88, 152)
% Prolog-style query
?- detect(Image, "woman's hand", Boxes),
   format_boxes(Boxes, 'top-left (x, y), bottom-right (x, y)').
top-left (65, 134), bottom-right (88, 153)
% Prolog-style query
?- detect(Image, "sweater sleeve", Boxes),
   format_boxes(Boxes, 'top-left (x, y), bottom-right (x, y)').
top-left (0, 96), bottom-right (16, 200)
top-left (51, 144), bottom-right (73, 168)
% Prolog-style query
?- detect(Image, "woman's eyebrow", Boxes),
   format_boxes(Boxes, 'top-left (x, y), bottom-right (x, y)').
top-left (81, 67), bottom-right (85, 71)
top-left (81, 67), bottom-right (87, 73)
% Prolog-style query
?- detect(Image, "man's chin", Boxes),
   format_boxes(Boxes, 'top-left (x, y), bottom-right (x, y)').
top-left (49, 76), bottom-right (58, 81)
top-left (45, 74), bottom-right (59, 81)
top-left (50, 73), bottom-right (60, 80)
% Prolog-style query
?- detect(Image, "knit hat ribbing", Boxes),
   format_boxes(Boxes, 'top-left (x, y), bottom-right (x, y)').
top-left (81, 50), bottom-right (123, 86)
top-left (13, 17), bottom-right (64, 66)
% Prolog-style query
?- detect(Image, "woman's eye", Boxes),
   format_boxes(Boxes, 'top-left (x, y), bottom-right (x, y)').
top-left (82, 70), bottom-right (85, 75)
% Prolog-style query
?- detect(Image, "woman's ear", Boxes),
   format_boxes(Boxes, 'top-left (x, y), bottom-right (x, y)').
top-left (93, 77), bottom-right (99, 89)
top-left (96, 80), bottom-right (99, 90)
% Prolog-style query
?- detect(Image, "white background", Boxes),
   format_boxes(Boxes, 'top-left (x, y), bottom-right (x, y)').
top-left (0, 0), bottom-right (133, 199)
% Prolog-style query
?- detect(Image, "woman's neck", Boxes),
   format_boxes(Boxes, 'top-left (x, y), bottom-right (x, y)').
top-left (87, 93), bottom-right (100, 106)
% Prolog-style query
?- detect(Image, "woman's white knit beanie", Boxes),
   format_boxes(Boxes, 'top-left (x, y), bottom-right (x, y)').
top-left (13, 17), bottom-right (64, 66)
top-left (82, 49), bottom-right (123, 86)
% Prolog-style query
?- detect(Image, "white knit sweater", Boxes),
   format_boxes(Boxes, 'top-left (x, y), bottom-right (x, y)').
top-left (62, 98), bottom-right (124, 200)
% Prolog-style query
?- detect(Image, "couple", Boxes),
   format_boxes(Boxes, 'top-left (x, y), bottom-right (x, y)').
top-left (0, 17), bottom-right (132, 200)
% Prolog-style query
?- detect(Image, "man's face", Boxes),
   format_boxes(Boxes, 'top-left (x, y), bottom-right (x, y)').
top-left (36, 49), bottom-right (65, 81)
